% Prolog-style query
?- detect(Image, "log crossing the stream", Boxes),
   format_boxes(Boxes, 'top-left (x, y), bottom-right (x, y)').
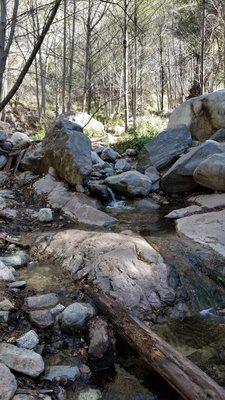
top-left (85, 287), bottom-right (225, 400)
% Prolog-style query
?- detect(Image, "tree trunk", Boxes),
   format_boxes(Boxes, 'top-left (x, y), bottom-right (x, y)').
top-left (0, 0), bottom-right (7, 105)
top-left (67, 0), bottom-right (76, 111)
top-left (200, 0), bottom-right (206, 94)
top-left (0, 0), bottom-right (62, 113)
top-left (123, 0), bottom-right (129, 132)
top-left (159, 30), bottom-right (164, 112)
top-left (85, 287), bottom-right (225, 400)
top-left (62, 0), bottom-right (67, 113)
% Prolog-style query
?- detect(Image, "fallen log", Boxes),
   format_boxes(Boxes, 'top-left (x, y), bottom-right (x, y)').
top-left (85, 286), bottom-right (225, 400)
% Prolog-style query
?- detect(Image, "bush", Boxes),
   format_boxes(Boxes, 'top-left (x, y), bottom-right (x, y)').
top-left (33, 126), bottom-right (46, 140)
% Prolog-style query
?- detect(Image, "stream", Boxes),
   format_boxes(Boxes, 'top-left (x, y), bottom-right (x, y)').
top-left (9, 195), bottom-right (225, 398)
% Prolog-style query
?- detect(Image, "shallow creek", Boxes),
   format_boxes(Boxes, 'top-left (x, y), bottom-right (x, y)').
top-left (107, 200), bottom-right (225, 387)
top-left (17, 198), bottom-right (225, 397)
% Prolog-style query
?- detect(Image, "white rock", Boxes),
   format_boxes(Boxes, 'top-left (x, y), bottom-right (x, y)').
top-left (17, 330), bottom-right (39, 349)
top-left (10, 132), bottom-right (32, 146)
top-left (0, 261), bottom-right (15, 282)
top-left (37, 208), bottom-right (53, 222)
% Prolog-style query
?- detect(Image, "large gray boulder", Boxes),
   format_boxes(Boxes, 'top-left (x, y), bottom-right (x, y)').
top-left (0, 363), bottom-right (17, 400)
top-left (43, 116), bottom-right (92, 186)
top-left (33, 230), bottom-right (175, 314)
top-left (105, 171), bottom-right (153, 197)
top-left (194, 153), bottom-right (225, 191)
top-left (161, 140), bottom-right (224, 193)
top-left (169, 89), bottom-right (225, 141)
top-left (137, 125), bottom-right (192, 172)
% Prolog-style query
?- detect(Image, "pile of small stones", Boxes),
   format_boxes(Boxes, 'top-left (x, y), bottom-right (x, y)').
top-left (0, 246), bottom-right (115, 400)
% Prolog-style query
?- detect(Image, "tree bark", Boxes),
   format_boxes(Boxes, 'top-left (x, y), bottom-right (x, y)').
top-left (85, 287), bottom-right (225, 400)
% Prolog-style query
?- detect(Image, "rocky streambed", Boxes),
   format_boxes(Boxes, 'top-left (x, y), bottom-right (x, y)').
top-left (2, 94), bottom-right (225, 398)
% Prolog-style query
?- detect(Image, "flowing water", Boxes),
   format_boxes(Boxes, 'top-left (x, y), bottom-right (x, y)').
top-left (18, 196), bottom-right (225, 396)
top-left (105, 197), bottom-right (225, 387)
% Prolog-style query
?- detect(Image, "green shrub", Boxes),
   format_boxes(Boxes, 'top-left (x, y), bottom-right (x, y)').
top-left (33, 126), bottom-right (46, 140)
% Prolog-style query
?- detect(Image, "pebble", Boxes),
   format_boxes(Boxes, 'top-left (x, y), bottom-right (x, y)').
top-left (0, 362), bottom-right (17, 400)
top-left (37, 208), bottom-right (53, 222)
top-left (17, 330), bottom-right (39, 350)
top-left (0, 343), bottom-right (45, 377)
top-left (0, 261), bottom-right (15, 282)
top-left (78, 389), bottom-right (102, 400)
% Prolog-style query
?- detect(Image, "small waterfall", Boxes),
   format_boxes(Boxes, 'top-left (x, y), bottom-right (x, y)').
top-left (106, 187), bottom-right (130, 209)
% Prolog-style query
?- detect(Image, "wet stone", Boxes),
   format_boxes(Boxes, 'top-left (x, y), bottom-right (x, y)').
top-left (44, 365), bottom-right (80, 382)
top-left (17, 330), bottom-right (39, 350)
top-left (0, 362), bottom-right (17, 400)
top-left (25, 293), bottom-right (59, 310)
top-left (0, 343), bottom-right (45, 377)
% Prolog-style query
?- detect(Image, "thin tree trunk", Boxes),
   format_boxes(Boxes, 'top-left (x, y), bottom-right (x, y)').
top-left (132, 0), bottom-right (138, 129)
top-left (62, 0), bottom-right (67, 113)
top-left (0, 0), bottom-right (7, 105)
top-left (123, 0), bottom-right (129, 132)
top-left (159, 30), bottom-right (164, 112)
top-left (67, 0), bottom-right (76, 111)
top-left (83, 0), bottom-right (92, 113)
top-left (200, 0), bottom-right (206, 94)
top-left (0, 0), bottom-right (62, 113)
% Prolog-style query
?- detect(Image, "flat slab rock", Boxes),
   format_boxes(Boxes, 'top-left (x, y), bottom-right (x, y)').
top-left (33, 174), bottom-right (116, 228)
top-left (0, 343), bottom-right (44, 377)
top-left (32, 230), bottom-right (175, 314)
top-left (189, 193), bottom-right (225, 209)
top-left (165, 205), bottom-right (202, 219)
top-left (177, 210), bottom-right (225, 258)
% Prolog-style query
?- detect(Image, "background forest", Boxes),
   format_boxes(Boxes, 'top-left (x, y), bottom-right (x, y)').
top-left (1, 0), bottom-right (225, 134)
